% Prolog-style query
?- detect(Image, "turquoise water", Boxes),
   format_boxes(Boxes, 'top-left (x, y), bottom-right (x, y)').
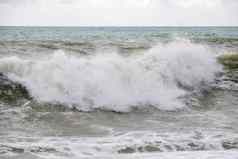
top-left (0, 26), bottom-right (238, 57)
top-left (0, 27), bottom-right (238, 159)
top-left (0, 26), bottom-right (238, 41)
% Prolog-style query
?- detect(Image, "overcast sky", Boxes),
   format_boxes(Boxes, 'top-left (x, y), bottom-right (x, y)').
top-left (0, 0), bottom-right (238, 26)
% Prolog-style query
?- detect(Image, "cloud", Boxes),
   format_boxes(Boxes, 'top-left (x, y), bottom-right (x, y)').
top-left (0, 0), bottom-right (237, 26)
top-left (167, 0), bottom-right (221, 8)
top-left (0, 0), bottom-right (36, 5)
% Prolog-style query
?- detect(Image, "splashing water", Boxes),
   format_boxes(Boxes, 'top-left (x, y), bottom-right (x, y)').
top-left (0, 41), bottom-right (221, 112)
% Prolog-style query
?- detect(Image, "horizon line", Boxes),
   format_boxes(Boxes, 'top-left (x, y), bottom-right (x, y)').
top-left (0, 25), bottom-right (238, 27)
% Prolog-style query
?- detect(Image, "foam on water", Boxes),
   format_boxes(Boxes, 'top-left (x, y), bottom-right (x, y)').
top-left (1, 131), bottom-right (238, 159)
top-left (0, 40), bottom-right (221, 112)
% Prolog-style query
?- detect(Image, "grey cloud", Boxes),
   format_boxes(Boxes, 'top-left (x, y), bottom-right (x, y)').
top-left (0, 0), bottom-right (36, 5)
top-left (0, 0), bottom-right (237, 26)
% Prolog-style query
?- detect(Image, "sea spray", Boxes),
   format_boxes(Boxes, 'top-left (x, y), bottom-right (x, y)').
top-left (0, 41), bottom-right (221, 112)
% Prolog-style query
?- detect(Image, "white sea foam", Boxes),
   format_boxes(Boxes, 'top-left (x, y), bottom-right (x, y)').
top-left (1, 131), bottom-right (238, 159)
top-left (0, 40), bottom-right (221, 112)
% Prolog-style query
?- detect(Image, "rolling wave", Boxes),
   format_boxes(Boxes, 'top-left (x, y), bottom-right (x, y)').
top-left (0, 40), bottom-right (221, 112)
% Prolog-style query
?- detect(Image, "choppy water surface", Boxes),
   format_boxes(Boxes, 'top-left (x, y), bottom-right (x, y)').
top-left (0, 27), bottom-right (238, 159)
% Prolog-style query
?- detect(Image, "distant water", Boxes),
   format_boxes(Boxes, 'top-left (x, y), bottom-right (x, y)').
top-left (0, 27), bottom-right (238, 159)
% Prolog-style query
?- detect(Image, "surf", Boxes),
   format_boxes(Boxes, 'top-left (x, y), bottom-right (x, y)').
top-left (0, 40), bottom-right (221, 112)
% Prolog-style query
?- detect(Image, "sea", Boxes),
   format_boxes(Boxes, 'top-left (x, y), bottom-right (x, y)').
top-left (0, 27), bottom-right (238, 159)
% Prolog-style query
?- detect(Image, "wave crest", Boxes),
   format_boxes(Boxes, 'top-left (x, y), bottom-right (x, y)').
top-left (0, 40), bottom-right (221, 112)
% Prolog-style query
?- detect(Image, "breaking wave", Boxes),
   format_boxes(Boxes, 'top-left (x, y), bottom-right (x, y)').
top-left (0, 40), bottom-right (221, 112)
